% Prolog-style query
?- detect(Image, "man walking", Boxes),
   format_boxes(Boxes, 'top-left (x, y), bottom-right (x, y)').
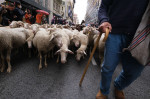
top-left (96, 0), bottom-right (149, 99)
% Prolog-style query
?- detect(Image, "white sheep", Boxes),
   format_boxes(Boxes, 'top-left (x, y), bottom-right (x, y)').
top-left (0, 28), bottom-right (34, 73)
top-left (55, 29), bottom-right (74, 64)
top-left (72, 31), bottom-right (89, 61)
top-left (33, 27), bottom-right (63, 69)
top-left (9, 21), bottom-right (24, 28)
top-left (93, 33), bottom-right (105, 65)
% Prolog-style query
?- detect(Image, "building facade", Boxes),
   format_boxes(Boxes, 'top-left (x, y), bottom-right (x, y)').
top-left (73, 14), bottom-right (79, 24)
top-left (85, 0), bottom-right (101, 26)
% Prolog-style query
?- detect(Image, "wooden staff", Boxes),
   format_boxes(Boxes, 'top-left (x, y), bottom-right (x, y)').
top-left (79, 28), bottom-right (109, 86)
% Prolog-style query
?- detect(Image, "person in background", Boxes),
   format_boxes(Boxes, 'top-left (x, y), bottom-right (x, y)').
top-left (81, 20), bottom-right (85, 26)
top-left (30, 7), bottom-right (36, 24)
top-left (0, 4), bottom-right (6, 25)
top-left (41, 14), bottom-right (47, 24)
top-left (14, 1), bottom-right (25, 21)
top-left (1, 3), bottom-right (15, 26)
top-left (25, 9), bottom-right (32, 24)
top-left (36, 12), bottom-right (43, 25)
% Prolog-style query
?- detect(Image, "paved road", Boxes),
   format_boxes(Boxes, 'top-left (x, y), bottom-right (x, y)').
top-left (0, 51), bottom-right (150, 99)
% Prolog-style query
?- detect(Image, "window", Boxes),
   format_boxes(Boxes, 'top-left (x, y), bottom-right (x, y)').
top-left (45, 0), bottom-right (48, 8)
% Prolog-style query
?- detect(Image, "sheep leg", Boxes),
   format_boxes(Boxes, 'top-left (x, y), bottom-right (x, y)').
top-left (39, 52), bottom-right (42, 70)
top-left (90, 47), bottom-right (92, 54)
top-left (0, 52), bottom-right (5, 72)
top-left (51, 49), bottom-right (54, 58)
top-left (6, 49), bottom-right (12, 73)
top-left (44, 54), bottom-right (47, 67)
top-left (48, 52), bottom-right (50, 58)
top-left (100, 57), bottom-right (104, 67)
top-left (56, 54), bottom-right (59, 63)
top-left (28, 49), bottom-right (31, 58)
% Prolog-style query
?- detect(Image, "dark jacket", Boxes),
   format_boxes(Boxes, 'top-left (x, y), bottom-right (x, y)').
top-left (2, 8), bottom-right (15, 26)
top-left (98, 0), bottom-right (149, 35)
top-left (14, 7), bottom-right (25, 21)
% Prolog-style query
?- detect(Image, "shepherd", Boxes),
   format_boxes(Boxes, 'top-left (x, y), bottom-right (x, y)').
top-left (96, 0), bottom-right (149, 99)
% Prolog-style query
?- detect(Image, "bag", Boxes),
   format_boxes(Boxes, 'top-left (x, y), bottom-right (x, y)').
top-left (127, 2), bottom-right (150, 66)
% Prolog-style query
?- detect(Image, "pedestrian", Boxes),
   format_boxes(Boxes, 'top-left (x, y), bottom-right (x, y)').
top-left (41, 14), bottom-right (47, 24)
top-left (30, 8), bottom-right (36, 24)
top-left (25, 9), bottom-right (32, 24)
top-left (36, 12), bottom-right (43, 25)
top-left (1, 3), bottom-right (15, 26)
top-left (13, 1), bottom-right (25, 21)
top-left (0, 4), bottom-right (6, 25)
top-left (96, 0), bottom-right (149, 99)
top-left (81, 20), bottom-right (85, 26)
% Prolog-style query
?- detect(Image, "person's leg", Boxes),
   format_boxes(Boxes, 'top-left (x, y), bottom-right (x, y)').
top-left (100, 34), bottom-right (123, 95)
top-left (114, 50), bottom-right (144, 90)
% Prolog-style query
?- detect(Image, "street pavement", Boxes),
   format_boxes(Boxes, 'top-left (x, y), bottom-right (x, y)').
top-left (0, 51), bottom-right (150, 99)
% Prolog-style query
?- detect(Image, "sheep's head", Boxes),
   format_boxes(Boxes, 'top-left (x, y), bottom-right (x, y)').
top-left (24, 23), bottom-right (31, 29)
top-left (76, 50), bottom-right (87, 61)
top-left (30, 24), bottom-right (40, 34)
top-left (49, 33), bottom-right (63, 48)
top-left (55, 49), bottom-right (74, 64)
top-left (9, 21), bottom-right (18, 28)
top-left (17, 21), bottom-right (24, 27)
top-left (25, 30), bottom-right (34, 48)
top-left (56, 25), bottom-right (63, 29)
top-left (83, 26), bottom-right (92, 35)
top-left (9, 21), bottom-right (24, 28)
top-left (71, 35), bottom-right (80, 47)
top-left (41, 24), bottom-right (48, 28)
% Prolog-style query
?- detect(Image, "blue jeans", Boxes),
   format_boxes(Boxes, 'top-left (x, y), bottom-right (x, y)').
top-left (100, 33), bottom-right (145, 95)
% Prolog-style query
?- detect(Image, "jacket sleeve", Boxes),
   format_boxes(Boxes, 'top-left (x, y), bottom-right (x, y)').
top-left (98, 0), bottom-right (112, 25)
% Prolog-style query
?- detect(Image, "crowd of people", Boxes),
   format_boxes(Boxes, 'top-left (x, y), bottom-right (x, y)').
top-left (0, 1), bottom-right (48, 26)
top-left (51, 16), bottom-right (67, 25)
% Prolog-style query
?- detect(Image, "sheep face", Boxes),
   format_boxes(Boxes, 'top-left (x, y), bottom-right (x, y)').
top-left (26, 30), bottom-right (34, 48)
top-left (9, 21), bottom-right (18, 28)
top-left (83, 26), bottom-right (92, 35)
top-left (30, 24), bottom-right (39, 33)
top-left (24, 23), bottom-right (31, 29)
top-left (72, 35), bottom-right (80, 47)
top-left (27, 40), bottom-right (32, 48)
top-left (49, 33), bottom-right (63, 47)
top-left (76, 50), bottom-right (87, 61)
top-left (9, 21), bottom-right (24, 28)
top-left (55, 49), bottom-right (74, 64)
top-left (17, 21), bottom-right (24, 27)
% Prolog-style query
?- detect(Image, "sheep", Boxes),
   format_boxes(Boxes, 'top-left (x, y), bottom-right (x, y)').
top-left (33, 27), bottom-right (63, 69)
top-left (40, 24), bottom-right (49, 29)
top-left (0, 28), bottom-right (34, 73)
top-left (9, 21), bottom-right (24, 28)
top-left (72, 31), bottom-right (89, 61)
top-left (83, 26), bottom-right (100, 53)
top-left (30, 24), bottom-right (40, 34)
top-left (24, 23), bottom-right (31, 29)
top-left (55, 29), bottom-right (74, 64)
top-left (93, 33), bottom-right (105, 65)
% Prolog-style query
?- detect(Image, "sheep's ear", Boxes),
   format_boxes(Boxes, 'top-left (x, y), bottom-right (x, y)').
top-left (71, 36), bottom-right (74, 40)
top-left (49, 34), bottom-right (55, 42)
top-left (29, 25), bottom-right (32, 29)
top-left (67, 50), bottom-right (74, 54)
top-left (83, 51), bottom-right (87, 56)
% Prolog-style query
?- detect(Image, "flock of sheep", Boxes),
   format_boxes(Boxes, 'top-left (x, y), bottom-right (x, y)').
top-left (0, 21), bottom-right (105, 73)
